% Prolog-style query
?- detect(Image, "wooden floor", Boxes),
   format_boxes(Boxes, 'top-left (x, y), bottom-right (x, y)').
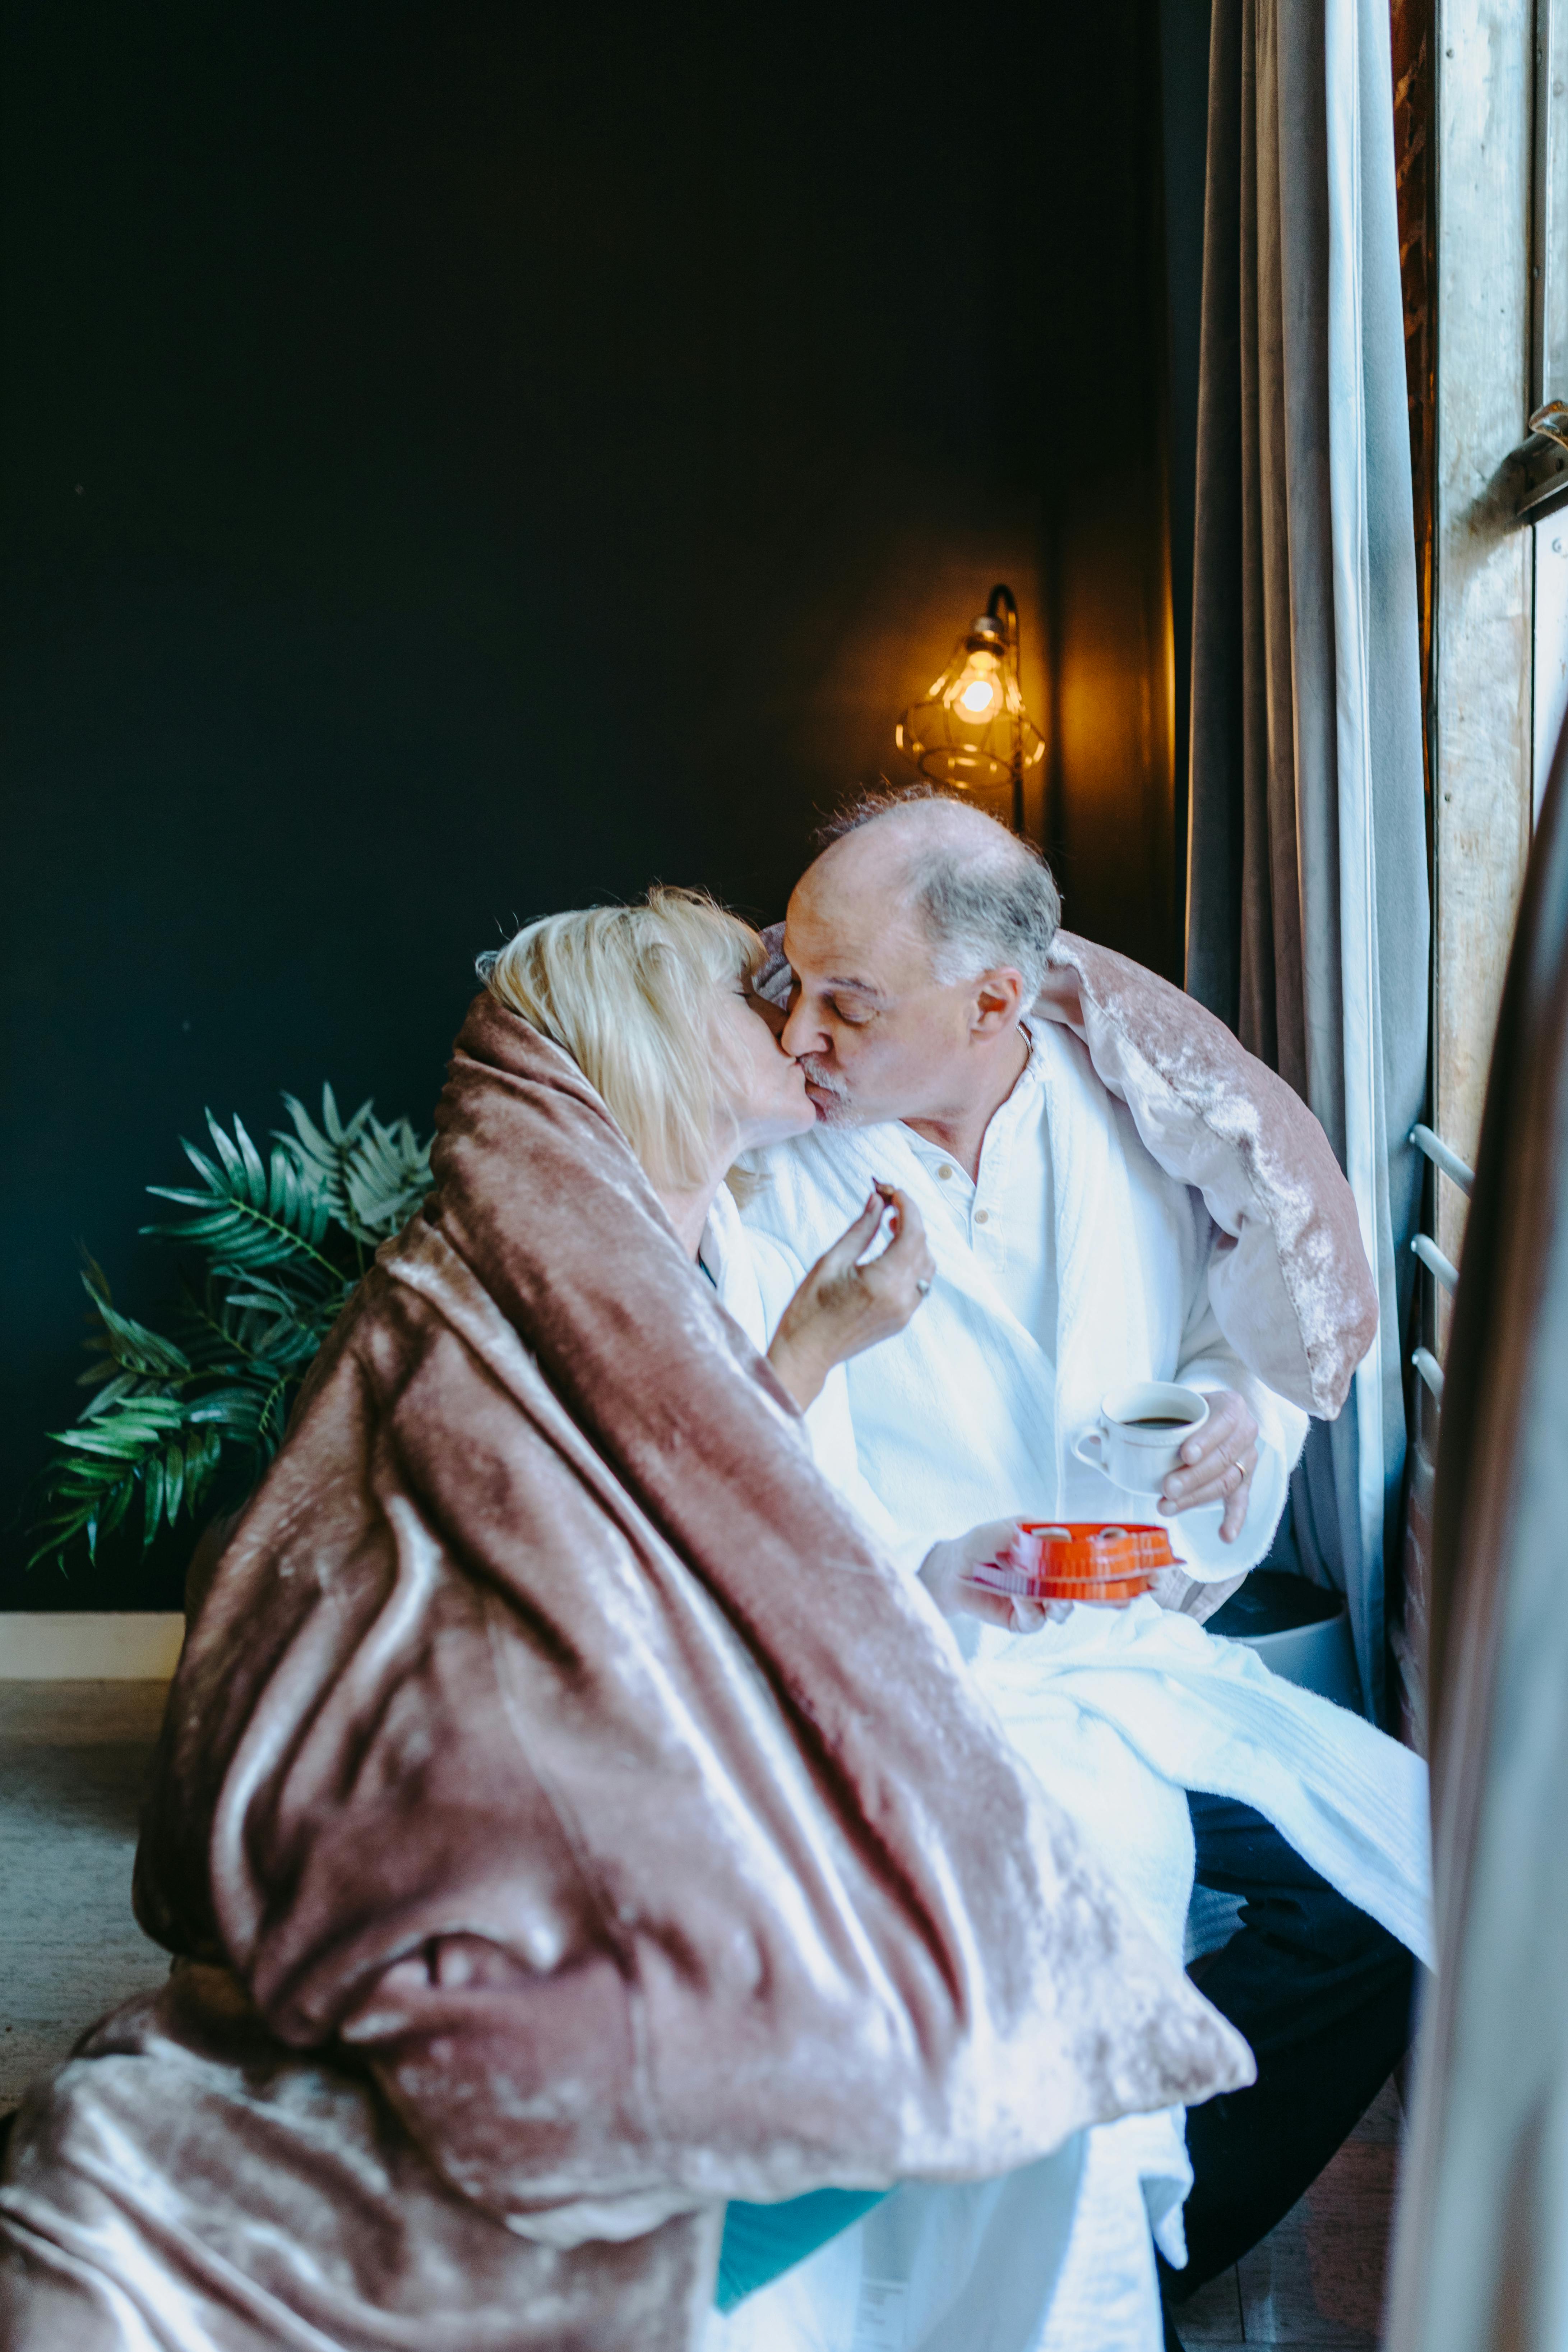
top-left (1176, 2078), bottom-right (1402, 2347)
top-left (0, 1680), bottom-right (171, 2113)
top-left (0, 1682), bottom-right (1402, 2344)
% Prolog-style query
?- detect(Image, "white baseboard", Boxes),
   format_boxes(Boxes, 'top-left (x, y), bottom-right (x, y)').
top-left (0, 1613), bottom-right (185, 1681)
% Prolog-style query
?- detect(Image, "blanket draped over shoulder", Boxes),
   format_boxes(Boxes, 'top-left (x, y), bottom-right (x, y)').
top-left (1, 995), bottom-right (1249, 2351)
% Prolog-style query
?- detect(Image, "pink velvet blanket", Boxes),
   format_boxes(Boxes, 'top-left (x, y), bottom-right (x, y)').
top-left (0, 994), bottom-right (1249, 2350)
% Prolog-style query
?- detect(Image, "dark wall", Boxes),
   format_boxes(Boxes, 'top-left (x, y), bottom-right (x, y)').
top-left (2, 0), bottom-right (1183, 1604)
top-left (1041, 4), bottom-right (1190, 985)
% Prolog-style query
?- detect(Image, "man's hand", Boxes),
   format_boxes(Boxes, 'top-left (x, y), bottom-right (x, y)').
top-left (767, 1186), bottom-right (935, 1410)
top-left (918, 1519), bottom-right (1073, 1634)
top-left (1158, 1388), bottom-right (1260, 1543)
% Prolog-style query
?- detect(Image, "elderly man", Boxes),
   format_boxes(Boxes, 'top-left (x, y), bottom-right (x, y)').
top-left (741, 789), bottom-right (1425, 2335)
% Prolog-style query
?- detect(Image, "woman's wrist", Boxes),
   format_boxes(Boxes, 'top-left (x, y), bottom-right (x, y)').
top-left (917, 1539), bottom-right (963, 1616)
top-left (766, 1331), bottom-right (829, 1411)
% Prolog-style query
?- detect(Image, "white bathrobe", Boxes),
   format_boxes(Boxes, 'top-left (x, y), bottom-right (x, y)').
top-left (702, 1025), bottom-right (1431, 2352)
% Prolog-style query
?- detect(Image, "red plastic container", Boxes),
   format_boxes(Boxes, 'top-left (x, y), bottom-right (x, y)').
top-left (963, 1521), bottom-right (1177, 1607)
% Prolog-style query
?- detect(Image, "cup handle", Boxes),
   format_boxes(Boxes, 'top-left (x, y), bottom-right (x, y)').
top-left (1072, 1429), bottom-right (1106, 1472)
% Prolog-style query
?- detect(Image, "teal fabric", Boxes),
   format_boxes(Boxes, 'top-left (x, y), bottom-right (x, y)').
top-left (714, 2188), bottom-right (890, 2311)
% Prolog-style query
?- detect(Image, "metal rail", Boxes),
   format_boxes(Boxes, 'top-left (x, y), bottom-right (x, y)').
top-left (1511, 403), bottom-right (1568, 521)
top-left (1410, 1123), bottom-right (1475, 1197)
top-left (1408, 1135), bottom-right (1464, 1406)
top-left (1413, 1233), bottom-right (1461, 1292)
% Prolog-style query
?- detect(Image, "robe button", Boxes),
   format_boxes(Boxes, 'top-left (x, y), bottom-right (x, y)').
top-left (937, 1164), bottom-right (954, 1180)
top-left (974, 1208), bottom-right (990, 1224)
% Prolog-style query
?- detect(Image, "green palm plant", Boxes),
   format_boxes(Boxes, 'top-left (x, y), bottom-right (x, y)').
top-left (28, 1088), bottom-right (433, 1573)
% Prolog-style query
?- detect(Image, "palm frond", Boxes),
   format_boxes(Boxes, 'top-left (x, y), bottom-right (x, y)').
top-left (342, 1112), bottom-right (431, 1239)
top-left (276, 1085), bottom-right (371, 1233)
top-left (27, 1396), bottom-right (223, 1568)
top-left (144, 1110), bottom-right (339, 1284)
top-left (186, 1378), bottom-right (296, 1453)
top-left (31, 1080), bottom-right (434, 1576)
top-left (206, 1275), bottom-right (335, 1371)
top-left (280, 1087), bottom-right (431, 1246)
top-left (174, 1275), bottom-right (325, 1376)
top-left (75, 1259), bottom-right (192, 1392)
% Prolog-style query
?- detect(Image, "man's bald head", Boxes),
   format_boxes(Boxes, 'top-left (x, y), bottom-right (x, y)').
top-left (803, 788), bottom-right (1061, 997)
top-left (779, 789), bottom-right (1063, 1141)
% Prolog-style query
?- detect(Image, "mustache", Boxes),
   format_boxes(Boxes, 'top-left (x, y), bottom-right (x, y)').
top-left (798, 1058), bottom-right (848, 1100)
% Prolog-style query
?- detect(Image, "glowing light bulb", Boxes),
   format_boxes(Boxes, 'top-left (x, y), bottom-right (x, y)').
top-left (947, 650), bottom-right (1003, 726)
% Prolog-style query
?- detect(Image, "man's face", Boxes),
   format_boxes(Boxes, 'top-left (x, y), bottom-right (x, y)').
top-left (778, 862), bottom-right (984, 1129)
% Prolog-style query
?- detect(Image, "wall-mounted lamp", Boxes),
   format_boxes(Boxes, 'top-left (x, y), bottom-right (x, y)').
top-left (894, 583), bottom-right (1045, 834)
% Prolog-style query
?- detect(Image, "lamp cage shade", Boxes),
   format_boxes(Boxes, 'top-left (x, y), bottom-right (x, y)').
top-left (895, 589), bottom-right (1045, 812)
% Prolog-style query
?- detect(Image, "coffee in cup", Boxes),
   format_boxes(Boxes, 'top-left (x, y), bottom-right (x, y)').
top-left (1072, 1382), bottom-right (1209, 1498)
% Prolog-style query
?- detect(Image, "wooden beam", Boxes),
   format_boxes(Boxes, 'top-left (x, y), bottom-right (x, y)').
top-left (1431, 0), bottom-right (1536, 1304)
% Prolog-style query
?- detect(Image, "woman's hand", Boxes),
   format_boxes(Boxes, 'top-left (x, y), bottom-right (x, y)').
top-left (766, 1186), bottom-right (935, 1410)
top-left (918, 1519), bottom-right (1069, 1633)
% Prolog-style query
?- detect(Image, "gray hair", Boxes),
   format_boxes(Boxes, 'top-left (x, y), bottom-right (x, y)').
top-left (816, 786), bottom-right (1061, 997)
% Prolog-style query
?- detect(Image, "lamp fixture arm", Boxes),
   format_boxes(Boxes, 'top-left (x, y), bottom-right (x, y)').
top-left (985, 583), bottom-right (1020, 663)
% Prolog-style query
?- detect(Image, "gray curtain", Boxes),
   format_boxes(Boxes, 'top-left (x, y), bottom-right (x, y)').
top-left (1387, 716), bottom-right (1568, 2352)
top-left (1185, 0), bottom-right (1429, 1720)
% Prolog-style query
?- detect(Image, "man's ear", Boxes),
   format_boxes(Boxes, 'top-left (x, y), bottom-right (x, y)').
top-left (970, 969), bottom-right (1029, 1037)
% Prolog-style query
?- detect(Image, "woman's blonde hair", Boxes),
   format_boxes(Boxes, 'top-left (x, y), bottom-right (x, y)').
top-left (478, 888), bottom-right (766, 1188)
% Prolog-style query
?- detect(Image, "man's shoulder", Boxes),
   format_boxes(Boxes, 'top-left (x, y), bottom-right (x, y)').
top-left (1035, 1025), bottom-right (1214, 1233)
top-left (1030, 1016), bottom-right (1096, 1090)
top-left (1033, 1017), bottom-right (1135, 1136)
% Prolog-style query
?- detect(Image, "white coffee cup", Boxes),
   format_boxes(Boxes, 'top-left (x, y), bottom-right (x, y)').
top-left (1072, 1382), bottom-right (1210, 1498)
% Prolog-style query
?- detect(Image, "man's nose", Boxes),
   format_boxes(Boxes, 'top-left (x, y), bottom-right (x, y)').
top-left (780, 993), bottom-right (822, 1058)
